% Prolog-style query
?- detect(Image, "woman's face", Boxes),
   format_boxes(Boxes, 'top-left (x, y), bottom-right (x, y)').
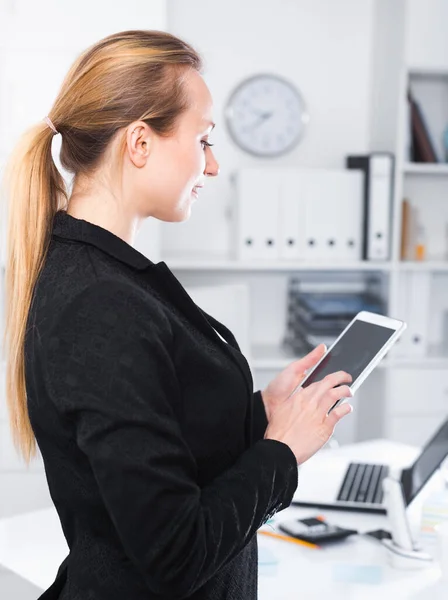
top-left (128, 69), bottom-right (219, 222)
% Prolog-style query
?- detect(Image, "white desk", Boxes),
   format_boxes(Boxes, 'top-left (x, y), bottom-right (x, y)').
top-left (0, 440), bottom-right (445, 599)
top-left (258, 439), bottom-right (445, 600)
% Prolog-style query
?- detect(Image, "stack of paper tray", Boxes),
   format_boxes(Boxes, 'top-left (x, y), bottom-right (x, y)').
top-left (283, 290), bottom-right (384, 352)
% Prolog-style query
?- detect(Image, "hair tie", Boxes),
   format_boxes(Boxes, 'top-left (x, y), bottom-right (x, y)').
top-left (43, 116), bottom-right (59, 135)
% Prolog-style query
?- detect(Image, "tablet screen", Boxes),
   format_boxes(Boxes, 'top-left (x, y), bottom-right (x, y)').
top-left (301, 320), bottom-right (395, 388)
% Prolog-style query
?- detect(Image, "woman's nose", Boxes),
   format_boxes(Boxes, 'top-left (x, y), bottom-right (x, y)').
top-left (205, 150), bottom-right (219, 177)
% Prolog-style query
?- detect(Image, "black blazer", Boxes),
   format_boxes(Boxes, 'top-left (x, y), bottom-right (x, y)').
top-left (25, 211), bottom-right (298, 600)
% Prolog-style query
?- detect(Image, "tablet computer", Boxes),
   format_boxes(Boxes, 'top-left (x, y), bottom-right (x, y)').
top-left (289, 311), bottom-right (407, 411)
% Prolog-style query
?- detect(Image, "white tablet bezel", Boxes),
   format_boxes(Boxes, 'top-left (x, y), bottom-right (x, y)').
top-left (289, 310), bottom-right (407, 406)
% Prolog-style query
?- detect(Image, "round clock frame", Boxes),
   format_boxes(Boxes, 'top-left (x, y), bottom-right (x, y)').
top-left (224, 73), bottom-right (309, 157)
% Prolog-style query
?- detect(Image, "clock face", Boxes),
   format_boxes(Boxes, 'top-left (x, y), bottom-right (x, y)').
top-left (225, 74), bottom-right (309, 157)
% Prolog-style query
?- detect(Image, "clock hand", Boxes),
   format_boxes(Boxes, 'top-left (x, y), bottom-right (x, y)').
top-left (249, 107), bottom-right (270, 118)
top-left (246, 110), bottom-right (273, 132)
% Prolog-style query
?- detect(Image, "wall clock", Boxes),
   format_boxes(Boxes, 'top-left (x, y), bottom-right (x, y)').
top-left (225, 73), bottom-right (309, 157)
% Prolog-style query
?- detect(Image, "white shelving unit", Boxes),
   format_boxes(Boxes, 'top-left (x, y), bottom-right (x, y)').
top-left (380, 63), bottom-right (448, 445)
top-left (165, 62), bottom-right (448, 446)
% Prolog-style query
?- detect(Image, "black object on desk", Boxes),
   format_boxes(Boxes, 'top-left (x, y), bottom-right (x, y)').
top-left (279, 517), bottom-right (358, 544)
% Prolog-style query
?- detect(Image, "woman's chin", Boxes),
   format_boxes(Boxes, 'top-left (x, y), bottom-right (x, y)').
top-left (176, 201), bottom-right (192, 222)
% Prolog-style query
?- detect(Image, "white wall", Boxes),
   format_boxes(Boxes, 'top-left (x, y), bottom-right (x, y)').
top-left (405, 0), bottom-right (448, 68)
top-left (0, 0), bottom-right (167, 154)
top-left (368, 0), bottom-right (406, 153)
top-left (163, 0), bottom-right (376, 258)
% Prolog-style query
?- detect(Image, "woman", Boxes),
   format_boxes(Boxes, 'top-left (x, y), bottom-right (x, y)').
top-left (2, 30), bottom-right (353, 599)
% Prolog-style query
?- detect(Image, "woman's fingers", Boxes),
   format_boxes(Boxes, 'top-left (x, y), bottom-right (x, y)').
top-left (292, 344), bottom-right (327, 378)
top-left (321, 370), bottom-right (353, 390)
top-left (323, 385), bottom-right (353, 413)
top-left (264, 368), bottom-right (355, 465)
top-left (304, 370), bottom-right (352, 400)
top-left (327, 402), bottom-right (353, 428)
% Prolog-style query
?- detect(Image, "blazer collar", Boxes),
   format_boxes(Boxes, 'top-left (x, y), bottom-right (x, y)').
top-left (51, 210), bottom-right (156, 271)
top-left (51, 211), bottom-right (244, 357)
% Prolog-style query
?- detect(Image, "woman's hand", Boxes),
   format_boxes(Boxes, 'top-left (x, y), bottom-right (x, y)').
top-left (260, 344), bottom-right (327, 422)
top-left (264, 370), bottom-right (353, 465)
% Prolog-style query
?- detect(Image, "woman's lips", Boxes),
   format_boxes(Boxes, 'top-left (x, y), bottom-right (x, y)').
top-left (192, 185), bottom-right (204, 198)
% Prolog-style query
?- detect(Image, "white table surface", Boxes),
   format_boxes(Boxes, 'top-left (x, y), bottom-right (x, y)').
top-left (257, 439), bottom-right (445, 600)
top-left (0, 439), bottom-right (445, 599)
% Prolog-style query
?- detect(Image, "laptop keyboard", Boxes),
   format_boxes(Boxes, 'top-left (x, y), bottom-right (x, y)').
top-left (336, 463), bottom-right (389, 505)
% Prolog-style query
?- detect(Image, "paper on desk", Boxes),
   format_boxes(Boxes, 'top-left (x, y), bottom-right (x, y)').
top-left (258, 545), bottom-right (278, 578)
top-left (258, 546), bottom-right (278, 566)
top-left (332, 563), bottom-right (383, 585)
top-left (258, 519), bottom-right (278, 574)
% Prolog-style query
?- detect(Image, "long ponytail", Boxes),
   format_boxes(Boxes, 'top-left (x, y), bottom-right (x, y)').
top-left (2, 122), bottom-right (67, 463)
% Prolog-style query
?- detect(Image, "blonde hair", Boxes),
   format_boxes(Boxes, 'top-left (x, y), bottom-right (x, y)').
top-left (1, 30), bottom-right (202, 463)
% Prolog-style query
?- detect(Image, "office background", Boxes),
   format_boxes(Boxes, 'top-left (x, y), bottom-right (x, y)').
top-left (0, 3), bottom-right (447, 594)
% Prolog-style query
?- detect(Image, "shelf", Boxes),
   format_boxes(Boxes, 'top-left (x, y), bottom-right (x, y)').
top-left (168, 258), bottom-right (448, 273)
top-left (251, 344), bottom-right (300, 370)
top-left (393, 261), bottom-right (448, 271)
top-left (407, 66), bottom-right (448, 79)
top-left (388, 344), bottom-right (448, 368)
top-left (402, 163), bottom-right (448, 175)
top-left (251, 344), bottom-right (391, 371)
top-left (251, 344), bottom-right (448, 371)
top-left (387, 356), bottom-right (448, 369)
top-left (167, 258), bottom-right (392, 272)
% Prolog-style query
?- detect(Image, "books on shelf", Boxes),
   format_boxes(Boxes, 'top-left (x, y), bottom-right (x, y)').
top-left (407, 89), bottom-right (439, 163)
top-left (400, 199), bottom-right (427, 262)
top-left (400, 199), bottom-right (411, 261)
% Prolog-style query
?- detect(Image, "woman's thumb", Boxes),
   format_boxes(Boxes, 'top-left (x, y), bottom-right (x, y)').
top-left (296, 343), bottom-right (327, 375)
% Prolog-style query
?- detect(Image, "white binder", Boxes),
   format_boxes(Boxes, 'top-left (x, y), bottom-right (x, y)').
top-left (234, 168), bottom-right (363, 262)
top-left (347, 153), bottom-right (394, 261)
top-left (235, 169), bottom-right (280, 260)
top-left (402, 271), bottom-right (431, 357)
top-left (367, 155), bottom-right (393, 260)
top-left (301, 169), bottom-right (363, 261)
top-left (278, 170), bottom-right (306, 260)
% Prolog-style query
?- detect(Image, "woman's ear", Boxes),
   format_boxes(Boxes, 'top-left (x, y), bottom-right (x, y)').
top-left (126, 121), bottom-right (152, 168)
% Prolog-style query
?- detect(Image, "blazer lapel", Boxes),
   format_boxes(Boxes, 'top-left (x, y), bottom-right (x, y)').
top-left (197, 308), bottom-right (255, 392)
top-left (151, 262), bottom-right (254, 400)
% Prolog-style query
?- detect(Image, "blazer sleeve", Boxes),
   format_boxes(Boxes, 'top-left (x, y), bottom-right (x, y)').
top-left (252, 390), bottom-right (269, 443)
top-left (43, 281), bottom-right (298, 599)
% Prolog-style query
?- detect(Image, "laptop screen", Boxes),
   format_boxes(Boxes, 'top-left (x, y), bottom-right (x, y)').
top-left (402, 418), bottom-right (448, 505)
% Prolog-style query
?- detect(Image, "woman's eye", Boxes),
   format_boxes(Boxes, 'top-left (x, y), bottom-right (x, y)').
top-left (201, 140), bottom-right (214, 149)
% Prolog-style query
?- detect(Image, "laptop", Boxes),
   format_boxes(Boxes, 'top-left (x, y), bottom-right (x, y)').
top-left (292, 418), bottom-right (448, 514)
